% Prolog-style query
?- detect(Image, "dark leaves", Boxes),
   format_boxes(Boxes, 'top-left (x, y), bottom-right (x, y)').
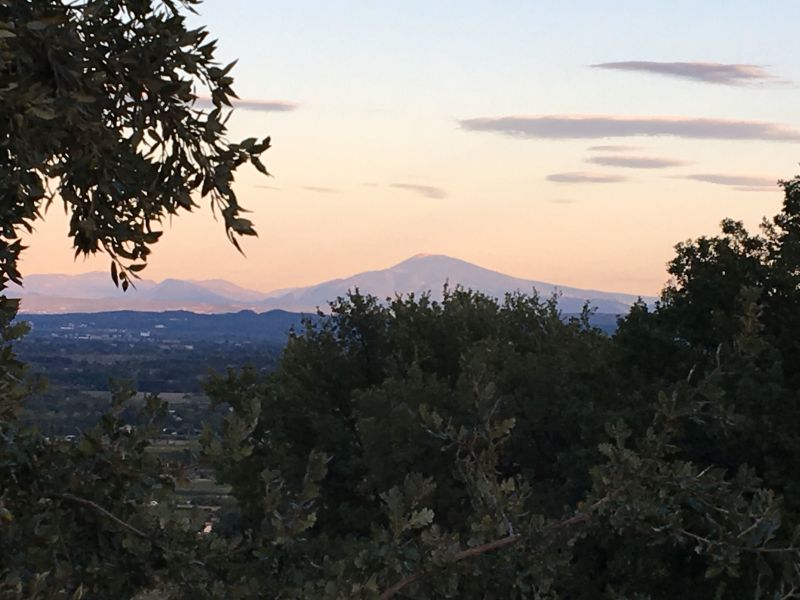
top-left (0, 0), bottom-right (270, 292)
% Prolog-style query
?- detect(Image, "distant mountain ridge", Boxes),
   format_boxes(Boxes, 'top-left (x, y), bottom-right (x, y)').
top-left (256, 254), bottom-right (650, 314)
top-left (9, 254), bottom-right (655, 314)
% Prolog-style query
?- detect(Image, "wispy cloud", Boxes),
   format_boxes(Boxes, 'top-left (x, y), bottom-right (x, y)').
top-left (391, 183), bottom-right (447, 199)
top-left (588, 155), bottom-right (687, 169)
top-left (681, 173), bottom-right (779, 192)
top-left (459, 115), bottom-right (800, 141)
top-left (195, 96), bottom-right (298, 112)
top-left (551, 198), bottom-right (576, 204)
top-left (591, 61), bottom-right (785, 86)
top-left (547, 172), bottom-right (627, 184)
top-left (303, 186), bottom-right (338, 194)
top-left (733, 186), bottom-right (780, 193)
top-left (588, 145), bottom-right (643, 152)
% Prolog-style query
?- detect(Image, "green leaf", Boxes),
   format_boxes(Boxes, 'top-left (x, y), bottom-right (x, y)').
top-left (27, 107), bottom-right (57, 120)
top-left (71, 93), bottom-right (96, 104)
top-left (407, 508), bottom-right (435, 530)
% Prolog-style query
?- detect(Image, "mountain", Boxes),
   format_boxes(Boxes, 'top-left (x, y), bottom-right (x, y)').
top-left (258, 254), bottom-right (651, 314)
top-left (7, 273), bottom-right (258, 313)
top-left (9, 255), bottom-right (654, 315)
top-left (144, 279), bottom-right (234, 305)
top-left (188, 279), bottom-right (268, 303)
top-left (14, 272), bottom-right (158, 299)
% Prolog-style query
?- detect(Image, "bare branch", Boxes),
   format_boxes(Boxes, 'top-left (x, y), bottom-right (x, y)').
top-left (60, 493), bottom-right (148, 539)
top-left (379, 496), bottom-right (609, 599)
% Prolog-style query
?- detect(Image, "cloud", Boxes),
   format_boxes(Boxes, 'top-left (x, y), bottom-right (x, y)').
top-left (588, 155), bottom-right (687, 169)
top-left (551, 198), bottom-right (576, 204)
top-left (391, 183), bottom-right (447, 199)
top-left (303, 186), bottom-right (338, 194)
top-left (681, 173), bottom-right (779, 192)
top-left (588, 145), bottom-right (643, 152)
top-left (459, 115), bottom-right (800, 141)
top-left (591, 61), bottom-right (785, 86)
top-left (195, 96), bottom-right (298, 112)
top-left (547, 172), bottom-right (627, 184)
top-left (733, 186), bottom-right (779, 193)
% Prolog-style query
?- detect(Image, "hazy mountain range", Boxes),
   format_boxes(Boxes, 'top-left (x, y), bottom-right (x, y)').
top-left (8, 254), bottom-right (654, 315)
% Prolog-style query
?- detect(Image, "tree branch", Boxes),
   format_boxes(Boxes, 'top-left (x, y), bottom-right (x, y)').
top-left (379, 496), bottom-right (609, 599)
top-left (379, 535), bottom-right (521, 600)
top-left (60, 493), bottom-right (148, 538)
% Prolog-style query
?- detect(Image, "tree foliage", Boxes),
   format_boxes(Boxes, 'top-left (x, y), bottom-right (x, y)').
top-left (0, 0), bottom-right (269, 290)
top-left (198, 245), bottom-right (800, 598)
top-left (616, 175), bottom-right (800, 514)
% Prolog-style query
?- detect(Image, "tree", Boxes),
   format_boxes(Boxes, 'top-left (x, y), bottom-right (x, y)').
top-left (0, 0), bottom-right (270, 292)
top-left (203, 287), bottom-right (800, 599)
top-left (203, 289), bottom-right (621, 537)
top-left (196, 180), bottom-right (800, 598)
top-left (0, 2), bottom-right (274, 596)
top-left (0, 0), bottom-right (271, 557)
top-left (614, 175), bottom-right (800, 515)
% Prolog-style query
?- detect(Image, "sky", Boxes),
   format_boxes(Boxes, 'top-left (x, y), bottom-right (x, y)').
top-left (19, 1), bottom-right (800, 295)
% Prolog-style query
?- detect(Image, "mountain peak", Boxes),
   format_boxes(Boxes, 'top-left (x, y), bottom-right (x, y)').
top-left (260, 255), bottom-right (652, 315)
top-left (393, 253), bottom-right (464, 268)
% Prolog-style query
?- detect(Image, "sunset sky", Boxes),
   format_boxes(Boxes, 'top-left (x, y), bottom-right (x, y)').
top-left (19, 1), bottom-right (800, 295)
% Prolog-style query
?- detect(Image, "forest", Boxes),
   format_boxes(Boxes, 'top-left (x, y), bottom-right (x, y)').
top-left (2, 1), bottom-right (800, 598)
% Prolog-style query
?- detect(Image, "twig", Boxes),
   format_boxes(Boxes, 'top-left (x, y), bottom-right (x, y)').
top-left (379, 536), bottom-right (520, 600)
top-left (679, 528), bottom-right (797, 555)
top-left (60, 493), bottom-right (148, 538)
top-left (552, 497), bottom-right (609, 529)
top-left (380, 572), bottom-right (420, 599)
top-left (780, 585), bottom-right (799, 600)
top-left (379, 496), bottom-right (609, 599)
